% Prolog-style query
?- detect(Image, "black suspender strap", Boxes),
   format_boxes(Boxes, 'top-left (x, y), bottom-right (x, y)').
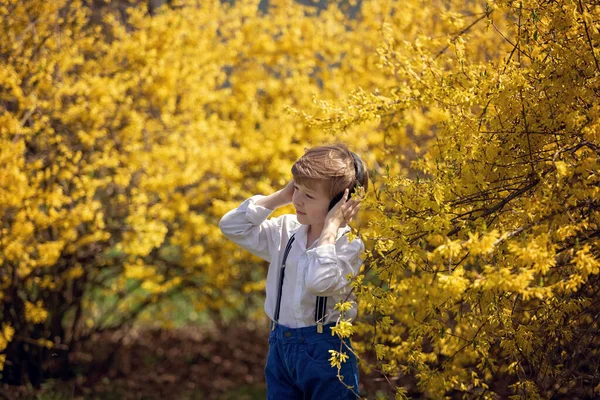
top-left (272, 234), bottom-right (296, 330)
top-left (314, 231), bottom-right (349, 333)
top-left (315, 296), bottom-right (328, 333)
top-left (271, 230), bottom-right (349, 334)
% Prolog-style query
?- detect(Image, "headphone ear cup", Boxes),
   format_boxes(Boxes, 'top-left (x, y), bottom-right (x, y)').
top-left (329, 182), bottom-right (360, 211)
top-left (350, 152), bottom-right (365, 188)
top-left (328, 191), bottom-right (344, 211)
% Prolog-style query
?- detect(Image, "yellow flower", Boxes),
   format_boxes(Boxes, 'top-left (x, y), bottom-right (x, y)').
top-left (331, 319), bottom-right (355, 338)
top-left (334, 301), bottom-right (354, 313)
top-left (25, 301), bottom-right (49, 324)
top-left (328, 350), bottom-right (350, 368)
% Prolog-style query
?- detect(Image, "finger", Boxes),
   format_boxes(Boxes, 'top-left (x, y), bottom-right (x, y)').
top-left (346, 199), bottom-right (360, 207)
top-left (341, 204), bottom-right (354, 217)
top-left (344, 200), bottom-right (360, 211)
top-left (347, 205), bottom-right (361, 219)
top-left (346, 210), bottom-right (358, 221)
top-left (341, 203), bottom-right (358, 217)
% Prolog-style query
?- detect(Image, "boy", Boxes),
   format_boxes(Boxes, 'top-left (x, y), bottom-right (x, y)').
top-left (219, 144), bottom-right (368, 399)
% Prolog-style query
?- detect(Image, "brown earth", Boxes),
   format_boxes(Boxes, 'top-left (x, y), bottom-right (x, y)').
top-left (1, 322), bottom-right (400, 400)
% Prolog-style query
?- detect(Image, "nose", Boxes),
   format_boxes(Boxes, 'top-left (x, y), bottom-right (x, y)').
top-left (292, 190), bottom-right (303, 207)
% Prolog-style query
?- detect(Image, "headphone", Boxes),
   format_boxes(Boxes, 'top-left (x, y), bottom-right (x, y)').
top-left (328, 152), bottom-right (365, 211)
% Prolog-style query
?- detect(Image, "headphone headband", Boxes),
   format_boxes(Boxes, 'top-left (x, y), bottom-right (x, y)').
top-left (350, 151), bottom-right (364, 186)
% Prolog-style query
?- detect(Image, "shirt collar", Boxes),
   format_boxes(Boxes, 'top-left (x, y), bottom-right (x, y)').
top-left (289, 223), bottom-right (351, 251)
top-left (290, 224), bottom-right (309, 251)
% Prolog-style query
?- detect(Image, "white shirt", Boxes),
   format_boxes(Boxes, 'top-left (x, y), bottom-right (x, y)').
top-left (219, 195), bottom-right (364, 328)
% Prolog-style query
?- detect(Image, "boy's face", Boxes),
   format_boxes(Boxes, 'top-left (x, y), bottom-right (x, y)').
top-left (292, 180), bottom-right (330, 227)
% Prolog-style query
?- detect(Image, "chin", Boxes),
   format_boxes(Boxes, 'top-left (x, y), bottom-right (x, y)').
top-left (296, 213), bottom-right (308, 224)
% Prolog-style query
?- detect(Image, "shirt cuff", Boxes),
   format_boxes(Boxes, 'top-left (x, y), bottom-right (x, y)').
top-left (245, 195), bottom-right (274, 225)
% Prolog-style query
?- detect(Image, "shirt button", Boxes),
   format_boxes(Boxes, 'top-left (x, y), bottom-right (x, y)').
top-left (284, 332), bottom-right (292, 338)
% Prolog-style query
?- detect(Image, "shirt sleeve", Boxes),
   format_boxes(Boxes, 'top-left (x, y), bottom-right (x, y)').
top-left (304, 234), bottom-right (364, 297)
top-left (218, 195), bottom-right (283, 262)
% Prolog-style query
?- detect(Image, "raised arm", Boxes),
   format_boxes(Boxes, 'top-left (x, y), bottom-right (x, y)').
top-left (306, 188), bottom-right (364, 296)
top-left (219, 180), bottom-right (295, 261)
top-left (304, 233), bottom-right (364, 297)
top-left (255, 179), bottom-right (294, 209)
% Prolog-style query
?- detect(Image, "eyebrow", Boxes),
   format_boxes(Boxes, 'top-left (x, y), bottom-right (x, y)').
top-left (295, 183), bottom-right (319, 196)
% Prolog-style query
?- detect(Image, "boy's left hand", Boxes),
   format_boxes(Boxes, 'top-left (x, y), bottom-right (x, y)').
top-left (325, 188), bottom-right (362, 229)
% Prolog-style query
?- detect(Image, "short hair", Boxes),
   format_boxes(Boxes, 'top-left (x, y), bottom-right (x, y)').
top-left (291, 144), bottom-right (368, 200)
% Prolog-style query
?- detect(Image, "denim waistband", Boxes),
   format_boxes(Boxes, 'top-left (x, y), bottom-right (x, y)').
top-left (270, 322), bottom-right (339, 343)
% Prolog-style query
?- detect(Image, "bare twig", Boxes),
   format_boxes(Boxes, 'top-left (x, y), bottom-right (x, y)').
top-left (577, 0), bottom-right (600, 74)
top-left (434, 11), bottom-right (494, 60)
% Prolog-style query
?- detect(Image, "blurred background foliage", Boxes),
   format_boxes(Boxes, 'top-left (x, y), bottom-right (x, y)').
top-left (1, 0), bottom-right (598, 398)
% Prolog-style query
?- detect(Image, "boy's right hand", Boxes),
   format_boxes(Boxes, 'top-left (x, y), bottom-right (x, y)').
top-left (255, 179), bottom-right (295, 210)
top-left (279, 179), bottom-right (295, 205)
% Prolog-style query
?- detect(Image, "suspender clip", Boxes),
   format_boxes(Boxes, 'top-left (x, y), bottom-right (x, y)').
top-left (317, 321), bottom-right (323, 334)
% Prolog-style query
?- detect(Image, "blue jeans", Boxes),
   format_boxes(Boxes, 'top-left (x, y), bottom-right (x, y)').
top-left (265, 323), bottom-right (360, 399)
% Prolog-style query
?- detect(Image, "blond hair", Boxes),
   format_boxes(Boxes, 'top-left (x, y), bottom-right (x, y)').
top-left (291, 144), bottom-right (368, 200)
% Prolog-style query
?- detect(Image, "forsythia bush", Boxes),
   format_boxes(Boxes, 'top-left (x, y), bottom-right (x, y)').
top-left (301, 0), bottom-right (599, 398)
top-left (0, 0), bottom-right (598, 398)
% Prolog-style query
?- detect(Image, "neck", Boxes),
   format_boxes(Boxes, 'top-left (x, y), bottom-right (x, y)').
top-left (307, 223), bottom-right (324, 245)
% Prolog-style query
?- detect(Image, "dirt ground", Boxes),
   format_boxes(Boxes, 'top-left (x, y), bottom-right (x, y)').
top-left (1, 323), bottom-right (399, 400)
